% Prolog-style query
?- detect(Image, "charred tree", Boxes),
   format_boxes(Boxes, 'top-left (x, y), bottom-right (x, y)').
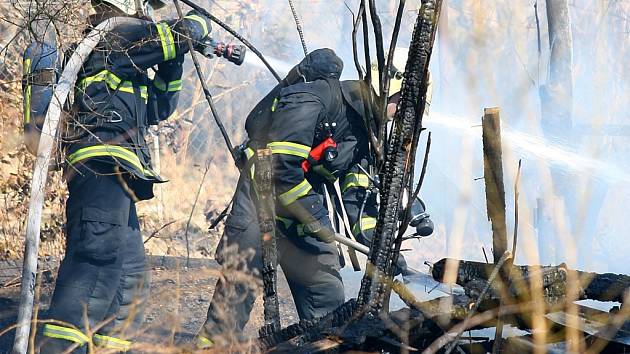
top-left (357, 0), bottom-right (442, 315)
top-left (254, 149), bottom-right (281, 332)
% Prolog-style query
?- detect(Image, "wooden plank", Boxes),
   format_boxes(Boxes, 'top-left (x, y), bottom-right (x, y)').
top-left (482, 107), bottom-right (508, 263)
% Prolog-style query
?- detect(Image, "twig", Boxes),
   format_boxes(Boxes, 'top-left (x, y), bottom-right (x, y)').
top-left (512, 159), bottom-right (522, 259)
top-left (143, 219), bottom-right (181, 244)
top-left (347, 1), bottom-right (364, 80)
top-left (358, 0), bottom-right (382, 162)
top-left (411, 132), bottom-right (431, 203)
top-left (383, 0), bottom-right (406, 102)
top-left (184, 160), bottom-right (212, 268)
top-left (398, 132), bottom-right (431, 237)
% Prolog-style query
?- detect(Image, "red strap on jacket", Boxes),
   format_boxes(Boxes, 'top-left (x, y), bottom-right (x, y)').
top-left (301, 137), bottom-right (337, 172)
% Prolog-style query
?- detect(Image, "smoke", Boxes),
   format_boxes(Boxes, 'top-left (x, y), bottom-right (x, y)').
top-left (171, 0), bottom-right (630, 274)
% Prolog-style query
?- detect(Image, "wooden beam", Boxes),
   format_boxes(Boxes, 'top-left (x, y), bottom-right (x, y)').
top-left (482, 107), bottom-right (508, 263)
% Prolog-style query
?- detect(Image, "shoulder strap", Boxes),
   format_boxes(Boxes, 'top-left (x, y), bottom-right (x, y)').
top-left (322, 78), bottom-right (343, 125)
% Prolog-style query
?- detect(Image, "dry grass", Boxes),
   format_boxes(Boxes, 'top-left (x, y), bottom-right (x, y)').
top-left (1, 0), bottom-right (629, 352)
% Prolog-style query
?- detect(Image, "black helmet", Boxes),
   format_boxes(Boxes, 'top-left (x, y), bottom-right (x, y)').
top-left (284, 48), bottom-right (344, 85)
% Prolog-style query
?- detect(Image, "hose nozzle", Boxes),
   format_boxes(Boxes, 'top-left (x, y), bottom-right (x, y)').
top-left (214, 42), bottom-right (246, 65)
top-left (195, 38), bottom-right (246, 66)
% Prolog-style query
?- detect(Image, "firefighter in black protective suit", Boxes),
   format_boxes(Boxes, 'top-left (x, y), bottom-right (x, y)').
top-left (197, 49), bottom-right (351, 347)
top-left (340, 47), bottom-right (435, 278)
top-left (37, 0), bottom-right (213, 352)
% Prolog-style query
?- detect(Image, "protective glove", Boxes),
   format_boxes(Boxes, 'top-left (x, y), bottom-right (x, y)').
top-left (303, 217), bottom-right (336, 243)
top-left (193, 37), bottom-right (216, 59)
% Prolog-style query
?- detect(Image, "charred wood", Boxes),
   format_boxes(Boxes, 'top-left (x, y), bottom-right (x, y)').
top-left (432, 258), bottom-right (630, 304)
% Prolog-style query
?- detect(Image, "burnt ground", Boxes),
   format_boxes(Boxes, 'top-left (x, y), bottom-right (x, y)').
top-left (0, 256), bottom-right (299, 353)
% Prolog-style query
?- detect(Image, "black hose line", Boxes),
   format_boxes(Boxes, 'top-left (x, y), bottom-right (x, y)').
top-left (179, 0), bottom-right (282, 83)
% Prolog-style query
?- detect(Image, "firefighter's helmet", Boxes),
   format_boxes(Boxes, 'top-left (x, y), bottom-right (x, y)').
top-left (370, 47), bottom-right (409, 98)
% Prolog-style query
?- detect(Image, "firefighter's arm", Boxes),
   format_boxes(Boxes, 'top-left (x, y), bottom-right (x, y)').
top-left (267, 91), bottom-right (335, 243)
top-left (108, 12), bottom-right (212, 70)
top-left (147, 55), bottom-right (185, 124)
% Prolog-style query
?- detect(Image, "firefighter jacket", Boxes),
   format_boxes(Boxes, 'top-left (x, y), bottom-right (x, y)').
top-left (262, 78), bottom-right (351, 228)
top-left (65, 12), bottom-right (211, 200)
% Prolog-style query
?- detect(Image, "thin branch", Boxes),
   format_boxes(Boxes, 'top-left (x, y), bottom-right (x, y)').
top-left (411, 131), bottom-right (431, 204)
top-left (143, 219), bottom-right (180, 244)
top-left (512, 159), bottom-right (522, 259)
top-left (397, 132), bottom-right (431, 238)
top-left (184, 160), bottom-right (212, 268)
top-left (347, 1), bottom-right (364, 80)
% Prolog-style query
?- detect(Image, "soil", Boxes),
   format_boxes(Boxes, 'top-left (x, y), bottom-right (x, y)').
top-left (0, 256), bottom-right (299, 353)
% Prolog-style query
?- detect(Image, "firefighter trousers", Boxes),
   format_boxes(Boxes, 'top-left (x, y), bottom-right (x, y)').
top-left (38, 163), bottom-right (150, 354)
top-left (200, 174), bottom-right (344, 342)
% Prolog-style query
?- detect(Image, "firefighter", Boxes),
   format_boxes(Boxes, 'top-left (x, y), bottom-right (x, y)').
top-left (197, 48), bottom-right (350, 348)
top-left (37, 0), bottom-right (213, 352)
top-left (339, 47), bottom-right (434, 276)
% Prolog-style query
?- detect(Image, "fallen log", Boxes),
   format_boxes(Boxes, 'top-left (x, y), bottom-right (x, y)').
top-left (432, 258), bottom-right (630, 304)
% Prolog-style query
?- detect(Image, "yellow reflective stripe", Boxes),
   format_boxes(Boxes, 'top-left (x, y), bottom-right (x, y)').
top-left (271, 97), bottom-right (279, 112)
top-left (78, 70), bottom-right (121, 90)
top-left (24, 58), bottom-right (31, 124)
top-left (352, 217), bottom-right (377, 236)
top-left (42, 324), bottom-right (89, 345)
top-left (342, 173), bottom-right (370, 192)
top-left (184, 15), bottom-right (209, 37)
top-left (278, 179), bottom-right (312, 205)
top-left (157, 22), bottom-right (176, 61)
top-left (267, 141), bottom-right (311, 159)
top-left (77, 70), bottom-right (146, 101)
top-left (197, 335), bottom-right (214, 349)
top-left (167, 79), bottom-right (182, 91)
top-left (153, 76), bottom-right (182, 92)
top-left (244, 147), bottom-right (255, 159)
top-left (67, 145), bottom-right (143, 173)
top-left (93, 334), bottom-right (131, 351)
